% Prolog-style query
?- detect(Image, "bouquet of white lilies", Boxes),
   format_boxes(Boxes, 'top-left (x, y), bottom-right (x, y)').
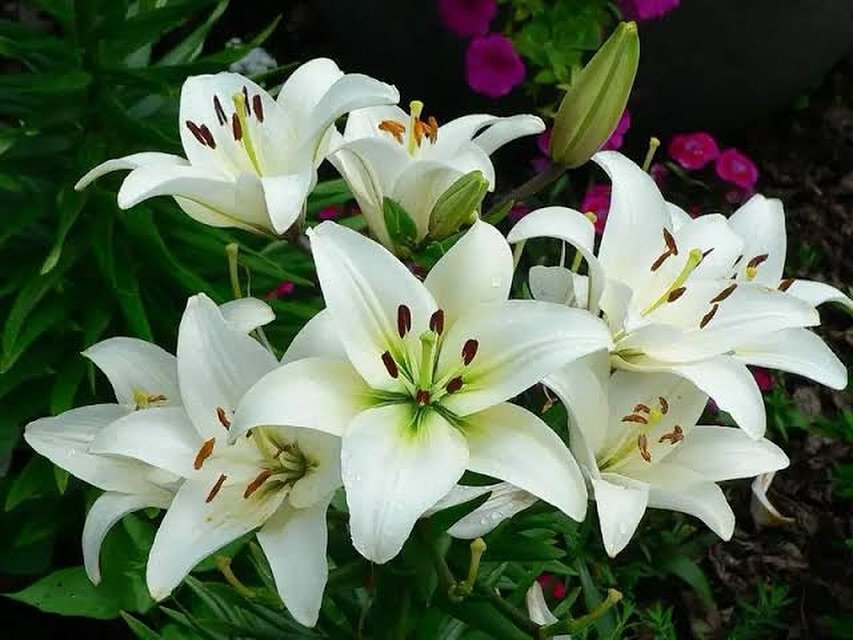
top-left (23, 48), bottom-right (849, 634)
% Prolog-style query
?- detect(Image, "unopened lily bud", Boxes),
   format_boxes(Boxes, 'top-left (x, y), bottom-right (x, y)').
top-left (550, 21), bottom-right (639, 168)
top-left (428, 170), bottom-right (489, 239)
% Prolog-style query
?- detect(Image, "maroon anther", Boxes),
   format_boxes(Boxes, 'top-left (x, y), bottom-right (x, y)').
top-left (186, 120), bottom-right (207, 146)
top-left (445, 377), bottom-right (463, 394)
top-left (662, 228), bottom-right (678, 255)
top-left (462, 339), bottom-right (479, 365)
top-left (213, 95), bottom-right (227, 125)
top-left (206, 474), bottom-right (227, 503)
top-left (710, 283), bottom-right (737, 303)
top-left (699, 304), bottom-right (719, 329)
top-left (199, 124), bottom-right (216, 149)
top-left (242, 86), bottom-right (250, 114)
top-left (231, 112), bottom-right (243, 141)
top-left (747, 253), bottom-right (769, 269)
top-left (252, 94), bottom-right (264, 122)
top-left (429, 309), bottom-right (445, 335)
top-left (415, 389), bottom-right (431, 405)
top-left (381, 351), bottom-right (399, 378)
top-left (667, 286), bottom-right (687, 302)
top-left (778, 277), bottom-right (795, 292)
top-left (397, 305), bottom-right (411, 338)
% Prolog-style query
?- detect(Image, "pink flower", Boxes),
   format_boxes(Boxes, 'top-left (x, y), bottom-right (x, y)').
top-left (536, 129), bottom-right (551, 156)
top-left (617, 0), bottom-right (680, 21)
top-left (507, 202), bottom-right (531, 223)
top-left (601, 109), bottom-right (632, 151)
top-left (316, 204), bottom-right (344, 221)
top-left (715, 148), bottom-right (759, 190)
top-left (750, 367), bottom-right (774, 392)
top-left (465, 34), bottom-right (526, 99)
top-left (668, 132), bottom-right (720, 170)
top-left (265, 280), bottom-right (295, 300)
top-left (536, 573), bottom-right (567, 600)
top-left (649, 162), bottom-right (669, 187)
top-left (580, 183), bottom-right (611, 235)
top-left (438, 0), bottom-right (497, 37)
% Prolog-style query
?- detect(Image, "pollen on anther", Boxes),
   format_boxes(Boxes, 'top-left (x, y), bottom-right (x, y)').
top-left (446, 377), bottom-right (463, 394)
top-left (637, 434), bottom-right (652, 462)
top-left (658, 396), bottom-right (669, 414)
top-left (650, 250), bottom-right (672, 272)
top-left (378, 120), bottom-right (406, 144)
top-left (216, 406), bottom-right (231, 429)
top-left (231, 113), bottom-right (243, 141)
top-left (699, 304), bottom-right (719, 329)
top-left (429, 309), bottom-right (445, 335)
top-left (381, 351), bottom-right (399, 378)
top-left (667, 286), bottom-right (687, 303)
top-left (397, 304), bottom-right (412, 338)
top-left (252, 95), bottom-right (264, 122)
top-left (199, 124), bottom-right (216, 149)
top-left (633, 403), bottom-right (651, 414)
top-left (205, 474), bottom-right (227, 503)
top-left (622, 414), bottom-right (648, 425)
top-left (662, 228), bottom-right (678, 255)
top-left (426, 116), bottom-right (439, 143)
top-left (462, 339), bottom-right (479, 365)
top-left (710, 283), bottom-right (737, 303)
top-left (243, 469), bottom-right (272, 499)
top-left (186, 120), bottom-right (207, 146)
top-left (778, 277), bottom-right (795, 292)
top-left (194, 438), bottom-right (216, 470)
top-left (213, 96), bottom-right (227, 126)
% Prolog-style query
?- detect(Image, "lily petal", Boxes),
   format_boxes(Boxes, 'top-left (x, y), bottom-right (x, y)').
top-left (276, 58), bottom-right (343, 124)
top-left (393, 161), bottom-right (468, 238)
top-left (463, 402), bottom-right (587, 521)
top-left (438, 301), bottom-right (612, 417)
top-left (786, 279), bottom-right (853, 312)
top-left (230, 357), bottom-right (372, 442)
top-left (83, 490), bottom-right (171, 584)
top-left (281, 310), bottom-right (347, 364)
top-left (218, 298), bottom-right (275, 335)
top-left (260, 172), bottom-right (313, 234)
top-left (729, 194), bottom-right (786, 284)
top-left (472, 114), bottom-right (545, 155)
top-left (342, 404), bottom-right (468, 563)
top-left (285, 429), bottom-right (342, 509)
top-left (426, 482), bottom-right (538, 539)
top-left (75, 152), bottom-right (188, 191)
top-left (424, 221), bottom-right (513, 327)
top-left (592, 473), bottom-right (649, 557)
top-left (83, 337), bottom-right (178, 409)
top-left (257, 499), bottom-right (331, 627)
top-left (526, 581), bottom-right (560, 626)
top-left (545, 354), bottom-right (610, 457)
top-left (528, 266), bottom-right (576, 306)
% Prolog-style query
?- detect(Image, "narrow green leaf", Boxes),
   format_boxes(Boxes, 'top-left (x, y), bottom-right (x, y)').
top-left (5, 567), bottom-right (121, 619)
top-left (122, 612), bottom-right (163, 640)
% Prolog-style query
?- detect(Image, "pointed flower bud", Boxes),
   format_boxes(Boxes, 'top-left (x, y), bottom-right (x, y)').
top-left (428, 170), bottom-right (490, 240)
top-left (549, 22), bottom-right (640, 168)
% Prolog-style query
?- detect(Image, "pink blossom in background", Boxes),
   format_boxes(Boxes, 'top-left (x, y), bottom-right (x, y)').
top-left (750, 367), bottom-right (775, 392)
top-left (529, 154), bottom-right (550, 174)
top-left (716, 147), bottom-right (759, 190)
top-left (265, 280), bottom-right (295, 300)
top-left (507, 202), bottom-right (531, 223)
top-left (580, 183), bottom-right (611, 234)
top-left (668, 132), bottom-right (720, 170)
top-left (537, 129), bottom-right (551, 156)
top-left (601, 109), bottom-right (632, 151)
top-left (617, 0), bottom-right (680, 21)
top-left (465, 34), bottom-right (526, 98)
top-left (316, 204), bottom-right (344, 220)
top-left (438, 0), bottom-right (497, 37)
top-left (536, 574), bottom-right (567, 600)
top-left (649, 162), bottom-right (669, 186)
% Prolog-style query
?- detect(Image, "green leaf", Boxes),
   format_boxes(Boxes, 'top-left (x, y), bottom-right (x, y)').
top-left (158, 0), bottom-right (229, 66)
top-left (382, 197), bottom-right (418, 249)
top-left (5, 567), bottom-right (122, 619)
top-left (660, 553), bottom-right (714, 605)
top-left (41, 188), bottom-right (87, 274)
top-left (4, 456), bottom-right (57, 511)
top-left (122, 612), bottom-right (164, 640)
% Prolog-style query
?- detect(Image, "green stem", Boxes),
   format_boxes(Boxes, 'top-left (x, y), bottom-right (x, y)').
top-left (216, 555), bottom-right (255, 599)
top-left (225, 243), bottom-right (242, 299)
top-left (484, 163), bottom-right (568, 220)
top-left (539, 588), bottom-right (623, 638)
top-left (473, 583), bottom-right (539, 635)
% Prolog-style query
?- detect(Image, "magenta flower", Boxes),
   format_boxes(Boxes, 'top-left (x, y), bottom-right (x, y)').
top-left (617, 0), bottom-right (680, 21)
top-left (536, 129), bottom-right (551, 156)
top-left (750, 367), bottom-right (774, 392)
top-left (667, 132), bottom-right (720, 170)
top-left (265, 280), bottom-right (295, 300)
top-left (716, 147), bottom-right (759, 190)
top-left (580, 183), bottom-right (611, 234)
top-left (536, 573), bottom-right (567, 600)
top-left (601, 109), bottom-right (632, 151)
top-left (649, 162), bottom-right (669, 187)
top-left (438, 0), bottom-right (497, 37)
top-left (465, 34), bottom-right (526, 99)
top-left (316, 204), bottom-right (344, 221)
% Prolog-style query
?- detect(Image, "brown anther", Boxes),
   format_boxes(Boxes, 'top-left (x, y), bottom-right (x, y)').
top-left (425, 116), bottom-right (439, 143)
top-left (199, 124), bottom-right (216, 149)
top-left (662, 228), bottom-right (679, 255)
top-left (193, 438), bottom-right (216, 470)
top-left (637, 434), bottom-right (652, 462)
top-left (667, 286), bottom-right (687, 303)
top-left (445, 376), bottom-right (463, 394)
top-left (429, 309), bottom-right (445, 335)
top-left (231, 112), bottom-right (243, 141)
top-left (710, 283), bottom-right (737, 304)
top-left (147, 394), bottom-right (167, 404)
top-left (734, 254), bottom-right (744, 265)
top-left (462, 339), bottom-right (479, 365)
top-left (381, 351), bottom-right (399, 378)
top-left (242, 86), bottom-right (251, 114)
top-left (658, 425), bottom-right (684, 445)
top-left (397, 304), bottom-right (411, 338)
top-left (633, 403), bottom-right (651, 414)
top-left (412, 120), bottom-right (425, 146)
top-left (699, 303), bottom-right (719, 329)
top-left (415, 389), bottom-right (431, 405)
top-left (622, 414), bottom-right (649, 425)
top-left (213, 96), bottom-right (227, 126)
top-left (243, 469), bottom-right (272, 499)
top-left (186, 120), bottom-right (207, 146)
top-left (252, 95), bottom-right (264, 122)
top-left (747, 253), bottom-right (769, 269)
top-left (778, 277), bottom-right (795, 292)
top-left (658, 396), bottom-right (669, 414)
top-left (378, 120), bottom-right (406, 143)
top-left (216, 406), bottom-right (231, 429)
top-left (205, 474), bottom-right (227, 503)
top-left (650, 249), bottom-right (673, 272)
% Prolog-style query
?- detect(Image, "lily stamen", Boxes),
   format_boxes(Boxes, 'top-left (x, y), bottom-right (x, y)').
top-left (779, 277), bottom-right (795, 292)
top-left (642, 248), bottom-right (704, 316)
top-left (194, 438), bottom-right (216, 470)
top-left (397, 304), bottom-right (412, 338)
top-left (205, 474), bottom-right (227, 503)
top-left (213, 96), bottom-right (227, 126)
top-left (658, 425), bottom-right (684, 444)
top-left (700, 303), bottom-right (719, 329)
top-left (710, 283), bottom-right (737, 304)
top-left (637, 434), bottom-right (652, 462)
top-left (462, 339), bottom-right (479, 365)
top-left (621, 414), bottom-right (648, 424)
top-left (216, 407), bottom-right (231, 429)
top-left (429, 309), bottom-right (445, 335)
top-left (243, 469), bottom-right (272, 499)
top-left (445, 377), bottom-right (463, 394)
top-left (378, 120), bottom-right (406, 143)
top-left (745, 253), bottom-right (769, 280)
top-left (381, 351), bottom-right (399, 378)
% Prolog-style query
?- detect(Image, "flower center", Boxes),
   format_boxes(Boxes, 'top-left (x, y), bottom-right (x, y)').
top-left (132, 389), bottom-right (168, 410)
top-left (598, 396), bottom-right (683, 469)
top-left (378, 100), bottom-right (438, 155)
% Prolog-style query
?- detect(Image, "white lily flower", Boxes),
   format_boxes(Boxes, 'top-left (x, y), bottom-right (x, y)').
top-left (425, 482), bottom-right (538, 539)
top-left (75, 58), bottom-right (399, 235)
top-left (330, 102), bottom-right (544, 247)
top-left (526, 581), bottom-right (569, 639)
top-left (509, 151), bottom-right (845, 438)
top-left (750, 471), bottom-right (794, 528)
top-left (23, 298), bottom-right (273, 587)
top-left (86, 294), bottom-right (339, 626)
top-left (230, 220), bottom-right (612, 563)
top-left (547, 356), bottom-right (789, 557)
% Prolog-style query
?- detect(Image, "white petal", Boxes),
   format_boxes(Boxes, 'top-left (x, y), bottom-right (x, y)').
top-left (24, 404), bottom-right (156, 494)
top-left (593, 151), bottom-right (671, 291)
top-left (146, 476), bottom-right (285, 601)
top-left (307, 221), bottom-right (437, 391)
top-left (90, 407), bottom-right (201, 478)
top-left (230, 357), bottom-right (372, 442)
top-left (393, 161), bottom-right (467, 238)
top-left (75, 152), bottom-right (188, 191)
top-left (285, 429), bottom-right (342, 509)
top-left (526, 581), bottom-right (559, 626)
top-left (438, 301), bottom-right (612, 417)
top-left (750, 471), bottom-right (794, 527)
top-left (83, 490), bottom-right (171, 584)
top-left (528, 266), bottom-right (575, 305)
top-left (431, 114), bottom-right (499, 155)
top-left (665, 426), bottom-right (789, 482)
top-left (443, 483), bottom-right (538, 539)
top-left (424, 221), bottom-right (513, 327)
top-left (729, 194), bottom-right (786, 284)
top-left (82, 337), bottom-right (178, 408)
top-left (340, 105), bottom-right (409, 142)
top-left (545, 354), bottom-right (610, 457)
top-left (786, 279), bottom-right (853, 312)
top-left (735, 327), bottom-right (847, 390)
top-left (667, 202), bottom-right (692, 230)
top-left (257, 499), bottom-right (331, 627)
top-left (591, 474), bottom-right (649, 557)
top-left (260, 172), bottom-right (313, 234)
top-left (281, 310), bottom-right (347, 364)
top-left (472, 114), bottom-right (545, 156)
top-left (342, 404), bottom-right (468, 563)
top-left (669, 357), bottom-right (766, 439)
top-left (178, 294), bottom-right (277, 439)
top-left (276, 58), bottom-right (343, 124)
top-left (463, 402), bottom-right (587, 521)
top-left (218, 297), bottom-right (275, 334)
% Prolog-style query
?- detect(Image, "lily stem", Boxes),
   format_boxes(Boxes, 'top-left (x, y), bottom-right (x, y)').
top-left (538, 588), bottom-right (623, 638)
top-left (215, 555), bottom-right (256, 599)
top-left (225, 243), bottom-right (242, 299)
top-left (485, 162), bottom-right (568, 221)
